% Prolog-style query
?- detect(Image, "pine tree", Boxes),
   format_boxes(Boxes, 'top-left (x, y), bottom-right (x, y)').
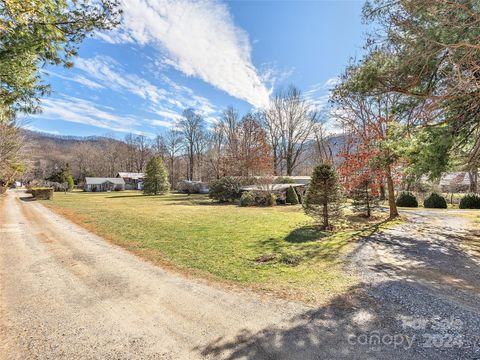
top-left (303, 164), bottom-right (342, 229)
top-left (286, 186), bottom-right (299, 205)
top-left (351, 178), bottom-right (377, 217)
top-left (143, 156), bottom-right (170, 195)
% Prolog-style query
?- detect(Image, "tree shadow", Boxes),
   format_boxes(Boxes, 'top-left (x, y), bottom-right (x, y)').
top-left (19, 196), bottom-right (36, 202)
top-left (194, 278), bottom-right (478, 359)
top-left (105, 194), bottom-right (145, 199)
top-left (285, 226), bottom-right (329, 243)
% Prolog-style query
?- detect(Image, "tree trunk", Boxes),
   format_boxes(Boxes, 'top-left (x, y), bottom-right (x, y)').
top-left (272, 148), bottom-right (278, 176)
top-left (468, 169), bottom-right (478, 193)
top-left (379, 183), bottom-right (386, 201)
top-left (386, 167), bottom-right (399, 218)
top-left (366, 184), bottom-right (371, 218)
top-left (323, 203), bottom-right (329, 229)
top-left (188, 145), bottom-right (194, 181)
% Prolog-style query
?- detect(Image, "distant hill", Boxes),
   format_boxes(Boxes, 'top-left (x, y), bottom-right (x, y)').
top-left (20, 130), bottom-right (125, 180)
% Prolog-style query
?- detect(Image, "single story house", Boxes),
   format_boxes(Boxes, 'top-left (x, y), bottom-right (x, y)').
top-left (273, 176), bottom-right (311, 185)
top-left (177, 180), bottom-right (209, 194)
top-left (439, 172), bottom-right (471, 193)
top-left (241, 183), bottom-right (307, 203)
top-left (84, 177), bottom-right (125, 192)
top-left (117, 172), bottom-right (144, 190)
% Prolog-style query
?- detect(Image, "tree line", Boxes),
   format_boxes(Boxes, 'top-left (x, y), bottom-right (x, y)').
top-left (20, 88), bottom-right (331, 188)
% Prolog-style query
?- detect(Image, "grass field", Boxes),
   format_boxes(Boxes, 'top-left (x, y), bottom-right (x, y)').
top-left (44, 191), bottom-right (395, 303)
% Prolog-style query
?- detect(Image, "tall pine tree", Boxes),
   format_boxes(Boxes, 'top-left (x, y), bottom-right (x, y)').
top-left (303, 164), bottom-right (342, 229)
top-left (143, 156), bottom-right (170, 195)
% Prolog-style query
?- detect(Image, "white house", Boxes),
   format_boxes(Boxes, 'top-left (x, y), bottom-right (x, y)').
top-left (84, 177), bottom-right (125, 192)
top-left (439, 172), bottom-right (471, 192)
top-left (117, 172), bottom-right (144, 190)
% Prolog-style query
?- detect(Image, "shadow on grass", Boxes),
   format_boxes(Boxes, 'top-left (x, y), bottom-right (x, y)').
top-left (285, 226), bottom-right (328, 243)
top-left (265, 217), bottom-right (394, 264)
top-left (105, 194), bottom-right (145, 199)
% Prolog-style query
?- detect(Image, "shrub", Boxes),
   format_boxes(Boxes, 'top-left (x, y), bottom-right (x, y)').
top-left (395, 192), bottom-right (418, 207)
top-left (286, 186), bottom-right (299, 205)
top-left (239, 191), bottom-right (255, 207)
top-left (265, 192), bottom-right (277, 207)
top-left (31, 187), bottom-right (54, 200)
top-left (209, 177), bottom-right (241, 202)
top-left (177, 180), bottom-right (201, 194)
top-left (424, 193), bottom-right (447, 209)
top-left (66, 175), bottom-right (74, 191)
top-left (459, 193), bottom-right (480, 209)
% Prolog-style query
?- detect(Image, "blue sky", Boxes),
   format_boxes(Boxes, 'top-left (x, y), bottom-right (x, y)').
top-left (25, 0), bottom-right (366, 138)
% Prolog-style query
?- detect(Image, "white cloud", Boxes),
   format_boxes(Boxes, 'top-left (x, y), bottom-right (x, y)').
top-left (75, 56), bottom-right (168, 104)
top-left (148, 119), bottom-right (175, 128)
top-left (323, 77), bottom-right (340, 89)
top-left (50, 72), bottom-right (105, 90)
top-left (22, 124), bottom-right (61, 135)
top-left (35, 96), bottom-right (149, 134)
top-left (98, 0), bottom-right (271, 108)
top-left (74, 56), bottom-right (219, 123)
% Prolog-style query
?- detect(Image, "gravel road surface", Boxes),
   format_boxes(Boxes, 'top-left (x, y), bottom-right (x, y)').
top-left (1, 189), bottom-right (479, 359)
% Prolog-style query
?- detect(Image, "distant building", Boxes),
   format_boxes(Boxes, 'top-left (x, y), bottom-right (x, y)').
top-left (84, 177), bottom-right (125, 192)
top-left (176, 180), bottom-right (209, 194)
top-left (241, 183), bottom-right (307, 203)
top-left (273, 176), bottom-right (311, 185)
top-left (439, 172), bottom-right (471, 193)
top-left (117, 172), bottom-right (144, 190)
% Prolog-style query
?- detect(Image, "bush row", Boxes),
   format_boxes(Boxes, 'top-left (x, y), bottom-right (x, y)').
top-left (395, 192), bottom-right (480, 209)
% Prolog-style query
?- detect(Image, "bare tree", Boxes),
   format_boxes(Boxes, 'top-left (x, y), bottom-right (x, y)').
top-left (261, 105), bottom-right (282, 175)
top-left (125, 134), bottom-right (151, 173)
top-left (164, 128), bottom-right (182, 187)
top-left (263, 86), bottom-right (319, 175)
top-left (179, 109), bottom-right (205, 181)
top-left (152, 134), bottom-right (168, 161)
top-left (312, 122), bottom-right (333, 164)
top-left (205, 122), bottom-right (225, 179)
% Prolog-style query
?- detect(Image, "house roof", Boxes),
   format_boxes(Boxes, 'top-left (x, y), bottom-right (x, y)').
top-left (241, 183), bottom-right (306, 192)
top-left (273, 176), bottom-right (311, 184)
top-left (85, 177), bottom-right (125, 185)
top-left (117, 172), bottom-right (144, 180)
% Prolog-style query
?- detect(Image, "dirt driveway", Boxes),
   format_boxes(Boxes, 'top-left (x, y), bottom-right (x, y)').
top-left (1, 189), bottom-right (479, 359)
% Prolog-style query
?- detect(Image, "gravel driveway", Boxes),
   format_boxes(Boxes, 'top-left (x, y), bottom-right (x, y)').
top-left (1, 189), bottom-right (479, 359)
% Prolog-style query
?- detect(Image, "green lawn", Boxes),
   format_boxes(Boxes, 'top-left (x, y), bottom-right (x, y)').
top-left (44, 191), bottom-right (392, 303)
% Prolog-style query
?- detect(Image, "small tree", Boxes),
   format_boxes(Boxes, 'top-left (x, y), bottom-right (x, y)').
top-left (303, 164), bottom-right (342, 229)
top-left (143, 156), bottom-right (170, 195)
top-left (286, 186), bottom-right (299, 205)
top-left (66, 175), bottom-right (74, 191)
top-left (351, 178), bottom-right (378, 217)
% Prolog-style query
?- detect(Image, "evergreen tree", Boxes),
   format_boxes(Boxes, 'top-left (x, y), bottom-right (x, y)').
top-left (303, 164), bottom-right (342, 229)
top-left (351, 178), bottom-right (377, 218)
top-left (143, 156), bottom-right (170, 195)
top-left (286, 186), bottom-right (299, 205)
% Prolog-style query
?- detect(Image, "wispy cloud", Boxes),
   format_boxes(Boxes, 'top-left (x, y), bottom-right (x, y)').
top-left (323, 77), bottom-right (340, 89)
top-left (35, 96), bottom-right (150, 134)
top-left (75, 56), bottom-right (168, 104)
top-left (22, 124), bottom-right (61, 135)
top-left (49, 72), bottom-right (105, 90)
top-left (74, 55), bottom-right (219, 122)
top-left (98, 0), bottom-right (271, 108)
